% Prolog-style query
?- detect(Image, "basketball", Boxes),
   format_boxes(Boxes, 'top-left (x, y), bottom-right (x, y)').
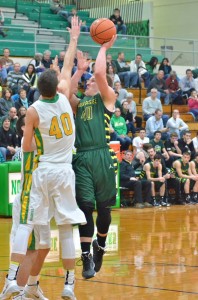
top-left (90, 18), bottom-right (116, 45)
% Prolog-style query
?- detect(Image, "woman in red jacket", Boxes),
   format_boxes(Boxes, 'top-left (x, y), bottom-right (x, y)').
top-left (188, 89), bottom-right (198, 119)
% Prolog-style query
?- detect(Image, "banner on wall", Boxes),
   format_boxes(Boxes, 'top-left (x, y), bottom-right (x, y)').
top-left (8, 173), bottom-right (21, 204)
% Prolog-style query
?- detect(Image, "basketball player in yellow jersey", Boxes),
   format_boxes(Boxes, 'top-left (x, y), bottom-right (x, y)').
top-left (0, 16), bottom-right (86, 300)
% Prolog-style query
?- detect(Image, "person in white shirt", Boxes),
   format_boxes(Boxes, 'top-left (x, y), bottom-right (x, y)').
top-left (130, 54), bottom-right (150, 88)
top-left (192, 132), bottom-right (198, 152)
top-left (146, 109), bottom-right (169, 140)
top-left (125, 92), bottom-right (142, 128)
top-left (166, 109), bottom-right (188, 138)
top-left (133, 128), bottom-right (149, 154)
top-left (142, 88), bottom-right (169, 126)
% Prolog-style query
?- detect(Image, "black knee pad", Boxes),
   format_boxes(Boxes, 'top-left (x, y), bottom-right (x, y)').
top-left (96, 207), bottom-right (111, 234)
top-left (78, 206), bottom-right (94, 238)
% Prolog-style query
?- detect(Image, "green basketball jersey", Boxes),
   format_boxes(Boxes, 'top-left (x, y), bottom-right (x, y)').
top-left (170, 159), bottom-right (189, 177)
top-left (193, 160), bottom-right (198, 173)
top-left (75, 94), bottom-right (111, 150)
top-left (140, 162), bottom-right (158, 180)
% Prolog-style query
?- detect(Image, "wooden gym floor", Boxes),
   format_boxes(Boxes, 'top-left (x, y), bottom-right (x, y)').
top-left (1, 206), bottom-right (198, 300)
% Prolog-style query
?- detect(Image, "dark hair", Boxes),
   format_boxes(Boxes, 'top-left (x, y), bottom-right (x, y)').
top-left (26, 63), bottom-right (36, 74)
top-left (147, 56), bottom-right (158, 68)
top-left (115, 91), bottom-right (119, 95)
top-left (159, 58), bottom-right (169, 70)
top-left (107, 64), bottom-right (116, 75)
top-left (2, 88), bottom-right (12, 98)
top-left (186, 69), bottom-right (192, 74)
top-left (195, 152), bottom-right (198, 158)
top-left (114, 8), bottom-right (120, 12)
top-left (155, 109), bottom-right (162, 114)
top-left (170, 132), bottom-right (178, 137)
top-left (136, 54), bottom-right (142, 57)
top-left (183, 130), bottom-right (191, 135)
top-left (19, 88), bottom-right (26, 95)
top-left (106, 74), bottom-right (113, 87)
top-left (154, 130), bottom-right (162, 136)
top-left (183, 151), bottom-right (191, 156)
top-left (37, 69), bottom-right (58, 97)
top-left (16, 115), bottom-right (25, 138)
top-left (154, 153), bottom-right (162, 160)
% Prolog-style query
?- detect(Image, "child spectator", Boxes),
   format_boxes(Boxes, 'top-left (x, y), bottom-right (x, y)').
top-left (110, 8), bottom-right (127, 35)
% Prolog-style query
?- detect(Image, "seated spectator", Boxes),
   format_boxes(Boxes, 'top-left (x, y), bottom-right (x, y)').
top-left (7, 63), bottom-right (24, 94)
top-left (0, 48), bottom-right (14, 80)
top-left (146, 56), bottom-right (158, 79)
top-left (12, 115), bottom-right (25, 159)
top-left (58, 51), bottom-right (65, 71)
top-left (106, 54), bottom-right (116, 69)
top-left (114, 81), bottom-right (127, 103)
top-left (120, 150), bottom-right (152, 208)
top-left (166, 109), bottom-right (188, 138)
top-left (21, 64), bottom-right (38, 103)
top-left (159, 58), bottom-right (172, 79)
top-left (18, 106), bottom-right (27, 118)
top-left (67, 8), bottom-right (89, 32)
top-left (29, 53), bottom-right (44, 74)
top-left (121, 100), bottom-right (136, 134)
top-left (192, 132), bottom-right (198, 152)
top-left (0, 9), bottom-right (7, 38)
top-left (15, 89), bottom-right (31, 112)
top-left (8, 107), bottom-right (18, 132)
top-left (50, 0), bottom-right (68, 19)
top-left (0, 116), bottom-right (18, 160)
top-left (126, 92), bottom-right (142, 129)
top-left (41, 50), bottom-right (53, 69)
top-left (107, 64), bottom-right (120, 84)
top-left (145, 109), bottom-right (169, 140)
top-left (113, 52), bottom-right (138, 88)
top-left (132, 128), bottom-right (149, 155)
top-left (0, 88), bottom-right (14, 118)
top-left (179, 69), bottom-right (196, 98)
top-left (142, 88), bottom-right (169, 126)
top-left (114, 91), bottom-right (122, 110)
top-left (90, 62), bottom-right (95, 74)
top-left (165, 132), bottom-right (182, 162)
top-left (178, 130), bottom-right (195, 158)
top-left (140, 153), bottom-right (168, 206)
top-left (188, 89), bottom-right (198, 119)
top-left (110, 107), bottom-right (131, 151)
top-left (147, 70), bottom-right (170, 105)
top-left (110, 8), bottom-right (127, 35)
top-left (170, 152), bottom-right (198, 204)
top-left (130, 54), bottom-right (150, 88)
top-left (165, 71), bottom-right (182, 104)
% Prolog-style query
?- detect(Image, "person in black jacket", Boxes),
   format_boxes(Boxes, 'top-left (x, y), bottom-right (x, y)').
top-left (178, 131), bottom-right (195, 159)
top-left (0, 116), bottom-right (18, 160)
top-left (121, 100), bottom-right (136, 134)
top-left (110, 8), bottom-right (127, 35)
top-left (120, 150), bottom-right (152, 208)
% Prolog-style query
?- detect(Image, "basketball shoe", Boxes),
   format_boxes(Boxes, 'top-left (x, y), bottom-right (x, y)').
top-left (0, 277), bottom-right (20, 300)
top-left (81, 253), bottom-right (96, 279)
top-left (61, 271), bottom-right (76, 300)
top-left (24, 282), bottom-right (48, 300)
top-left (92, 239), bottom-right (106, 272)
top-left (12, 290), bottom-right (33, 300)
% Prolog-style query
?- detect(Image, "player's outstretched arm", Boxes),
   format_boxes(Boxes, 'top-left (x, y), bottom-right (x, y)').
top-left (58, 16), bottom-right (81, 98)
top-left (23, 107), bottom-right (39, 152)
top-left (94, 35), bottom-right (117, 111)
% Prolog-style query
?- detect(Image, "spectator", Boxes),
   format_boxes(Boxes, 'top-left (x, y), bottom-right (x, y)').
top-left (21, 64), bottom-right (38, 103)
top-left (140, 153), bottom-right (167, 206)
top-left (29, 53), bottom-right (44, 74)
top-left (147, 70), bottom-right (170, 105)
top-left (0, 9), bottom-right (7, 38)
top-left (145, 109), bottom-right (168, 140)
top-left (50, 0), bottom-right (68, 19)
top-left (120, 150), bottom-right (152, 208)
top-left (110, 107), bottom-right (131, 151)
top-left (106, 54), bottom-right (116, 69)
top-left (132, 128), bottom-right (149, 155)
top-left (146, 56), bottom-right (158, 79)
top-left (159, 58), bottom-right (172, 79)
top-left (188, 89), bottom-right (198, 119)
top-left (121, 100), bottom-right (136, 134)
top-left (178, 131), bottom-right (196, 158)
top-left (41, 50), bottom-right (53, 69)
top-left (166, 109), bottom-right (188, 138)
top-left (0, 88), bottom-right (14, 118)
top-left (58, 51), bottom-right (65, 70)
top-left (142, 88), bottom-right (168, 126)
top-left (130, 54), bottom-right (150, 88)
top-left (7, 63), bottom-right (24, 94)
top-left (67, 8), bottom-right (89, 32)
top-left (114, 81), bottom-right (127, 103)
top-left (114, 91), bottom-right (122, 110)
top-left (113, 52), bottom-right (138, 88)
top-left (192, 132), bottom-right (198, 152)
top-left (165, 132), bottom-right (182, 162)
top-left (179, 69), bottom-right (196, 98)
top-left (126, 92), bottom-right (142, 129)
top-left (110, 8), bottom-right (127, 35)
top-left (150, 131), bottom-right (169, 160)
top-left (107, 64), bottom-right (120, 84)
top-left (165, 71), bottom-right (182, 104)
top-left (0, 116), bottom-right (18, 160)
top-left (18, 106), bottom-right (27, 118)
top-left (8, 107), bottom-right (18, 132)
top-left (0, 48), bottom-right (14, 84)
top-left (15, 89), bottom-right (31, 112)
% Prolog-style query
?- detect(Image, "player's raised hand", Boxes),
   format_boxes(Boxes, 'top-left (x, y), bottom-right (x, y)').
top-left (67, 16), bottom-right (82, 41)
top-left (77, 50), bottom-right (91, 72)
top-left (102, 35), bottom-right (117, 50)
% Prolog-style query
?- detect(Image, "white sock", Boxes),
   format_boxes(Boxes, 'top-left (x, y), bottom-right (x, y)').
top-left (65, 270), bottom-right (74, 285)
top-left (27, 275), bottom-right (38, 286)
top-left (7, 262), bottom-right (19, 280)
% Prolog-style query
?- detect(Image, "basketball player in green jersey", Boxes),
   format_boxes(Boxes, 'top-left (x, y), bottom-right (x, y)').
top-left (70, 36), bottom-right (117, 279)
top-left (189, 152), bottom-right (198, 202)
top-left (170, 152), bottom-right (198, 204)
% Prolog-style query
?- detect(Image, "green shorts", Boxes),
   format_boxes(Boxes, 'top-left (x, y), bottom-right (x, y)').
top-left (154, 181), bottom-right (164, 191)
top-left (72, 147), bottom-right (117, 208)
